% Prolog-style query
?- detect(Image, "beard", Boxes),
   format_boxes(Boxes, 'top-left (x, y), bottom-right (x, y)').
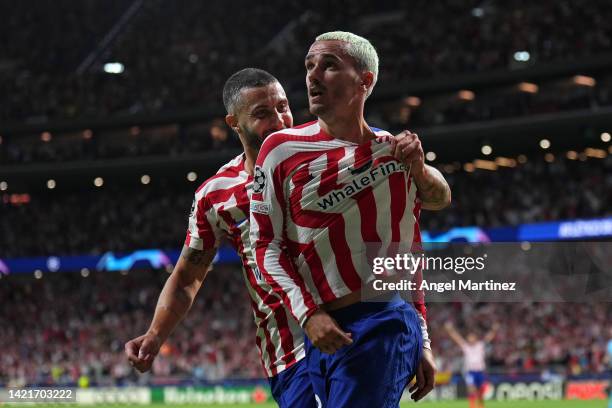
top-left (239, 124), bottom-right (264, 150)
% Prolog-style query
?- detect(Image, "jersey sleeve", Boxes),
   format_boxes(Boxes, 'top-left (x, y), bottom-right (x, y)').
top-left (185, 191), bottom-right (222, 251)
top-left (249, 137), bottom-right (319, 327)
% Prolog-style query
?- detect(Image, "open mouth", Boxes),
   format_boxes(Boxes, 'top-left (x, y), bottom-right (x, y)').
top-left (309, 88), bottom-right (324, 98)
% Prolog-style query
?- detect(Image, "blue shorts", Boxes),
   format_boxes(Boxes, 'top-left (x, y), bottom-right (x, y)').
top-left (268, 358), bottom-right (318, 408)
top-left (305, 295), bottom-right (423, 408)
top-left (465, 370), bottom-right (485, 389)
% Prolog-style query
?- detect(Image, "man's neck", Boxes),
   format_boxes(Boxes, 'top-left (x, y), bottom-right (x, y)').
top-left (318, 112), bottom-right (375, 144)
top-left (243, 144), bottom-right (258, 176)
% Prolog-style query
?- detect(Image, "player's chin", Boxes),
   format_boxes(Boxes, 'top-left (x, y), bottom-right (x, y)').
top-left (309, 102), bottom-right (327, 116)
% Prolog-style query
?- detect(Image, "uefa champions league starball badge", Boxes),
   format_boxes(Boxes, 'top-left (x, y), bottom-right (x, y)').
top-left (253, 166), bottom-right (266, 194)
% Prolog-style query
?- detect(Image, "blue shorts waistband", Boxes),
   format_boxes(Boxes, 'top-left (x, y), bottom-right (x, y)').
top-left (327, 292), bottom-right (406, 324)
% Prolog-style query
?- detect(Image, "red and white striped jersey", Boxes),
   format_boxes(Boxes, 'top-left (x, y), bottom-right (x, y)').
top-left (461, 341), bottom-right (487, 371)
top-left (185, 153), bottom-right (305, 377)
top-left (250, 121), bottom-right (430, 348)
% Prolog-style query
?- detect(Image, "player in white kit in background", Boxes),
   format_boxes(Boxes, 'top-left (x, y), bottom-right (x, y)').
top-left (445, 321), bottom-right (499, 408)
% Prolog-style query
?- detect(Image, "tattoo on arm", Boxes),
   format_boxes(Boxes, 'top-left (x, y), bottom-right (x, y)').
top-left (416, 166), bottom-right (451, 210)
top-left (180, 246), bottom-right (208, 266)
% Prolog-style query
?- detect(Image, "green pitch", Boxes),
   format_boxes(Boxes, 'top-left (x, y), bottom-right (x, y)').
top-left (34, 400), bottom-right (606, 407)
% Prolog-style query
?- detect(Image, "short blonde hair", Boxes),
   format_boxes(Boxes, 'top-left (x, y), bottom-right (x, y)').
top-left (315, 31), bottom-right (379, 97)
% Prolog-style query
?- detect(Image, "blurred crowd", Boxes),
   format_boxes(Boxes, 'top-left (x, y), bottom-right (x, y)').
top-left (1, 155), bottom-right (610, 258)
top-left (420, 154), bottom-right (612, 232)
top-left (2, 77), bottom-right (610, 166)
top-left (432, 302), bottom-right (612, 376)
top-left (1, 0), bottom-right (611, 123)
top-left (0, 267), bottom-right (259, 387)
top-left (1, 267), bottom-right (610, 387)
top-left (0, 119), bottom-right (242, 166)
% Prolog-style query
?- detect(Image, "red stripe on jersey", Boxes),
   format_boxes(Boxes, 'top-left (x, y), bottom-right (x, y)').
top-left (195, 197), bottom-right (217, 248)
top-left (290, 239), bottom-right (336, 302)
top-left (252, 211), bottom-right (318, 320)
top-left (195, 161), bottom-right (245, 193)
top-left (388, 168), bottom-right (407, 243)
top-left (253, 326), bottom-right (268, 376)
top-left (250, 298), bottom-right (278, 377)
top-left (294, 120), bottom-right (318, 129)
top-left (237, 231), bottom-right (297, 370)
top-left (287, 163), bottom-right (335, 229)
top-left (257, 125), bottom-right (332, 169)
top-left (317, 147), bottom-right (346, 196)
top-left (268, 299), bottom-right (298, 367)
top-left (354, 144), bottom-right (381, 243)
top-left (327, 215), bottom-right (362, 292)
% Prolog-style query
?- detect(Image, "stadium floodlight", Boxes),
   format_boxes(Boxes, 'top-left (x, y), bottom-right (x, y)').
top-left (103, 62), bottom-right (125, 74)
top-left (425, 151), bottom-right (436, 161)
top-left (187, 171), bottom-right (198, 181)
top-left (539, 139), bottom-right (551, 149)
top-left (513, 51), bottom-right (530, 62)
top-left (94, 177), bottom-right (104, 187)
top-left (601, 132), bottom-right (611, 142)
top-left (141, 174), bottom-right (151, 185)
top-left (0, 181), bottom-right (7, 191)
top-left (47, 179), bottom-right (56, 189)
top-left (481, 144), bottom-right (492, 155)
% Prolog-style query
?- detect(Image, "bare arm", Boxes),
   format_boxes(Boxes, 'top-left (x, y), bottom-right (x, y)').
top-left (125, 245), bottom-right (216, 371)
top-left (483, 322), bottom-right (500, 343)
top-left (444, 321), bottom-right (467, 348)
top-left (412, 164), bottom-right (452, 211)
top-left (147, 245), bottom-right (216, 340)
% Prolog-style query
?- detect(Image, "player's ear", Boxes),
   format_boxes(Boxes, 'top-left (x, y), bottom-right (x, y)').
top-left (225, 114), bottom-right (239, 133)
top-left (361, 71), bottom-right (374, 95)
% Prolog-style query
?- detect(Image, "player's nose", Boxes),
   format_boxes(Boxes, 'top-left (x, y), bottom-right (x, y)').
top-left (307, 65), bottom-right (323, 85)
top-left (269, 111), bottom-right (285, 131)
